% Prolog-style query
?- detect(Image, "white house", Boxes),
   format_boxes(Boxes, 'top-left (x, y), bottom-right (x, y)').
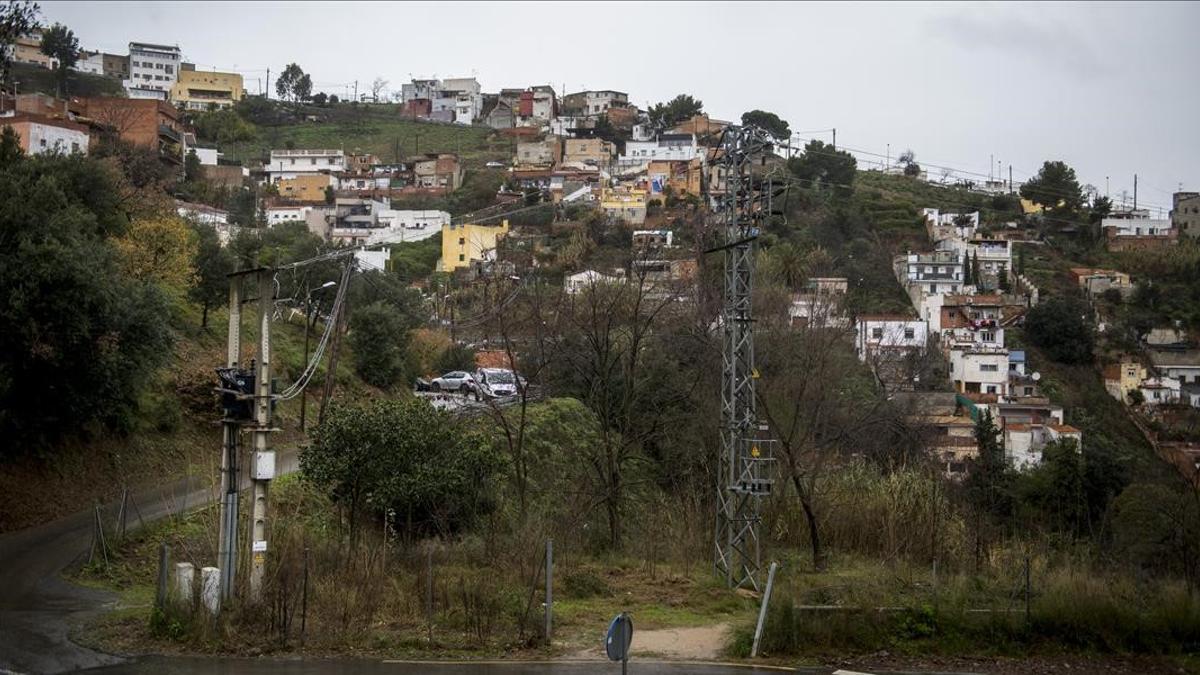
top-left (192, 146), bottom-right (219, 165)
top-left (176, 200), bottom-right (229, 226)
top-left (1139, 376), bottom-right (1182, 406)
top-left (565, 269), bottom-right (622, 294)
top-left (1005, 422), bottom-right (1082, 470)
top-left (950, 346), bottom-right (1010, 397)
top-left (855, 316), bottom-right (928, 362)
top-left (75, 50), bottom-right (105, 76)
top-left (124, 41), bottom-right (181, 100)
top-left (264, 149), bottom-right (346, 182)
top-left (896, 250), bottom-right (965, 299)
top-left (364, 209), bottom-right (451, 245)
top-left (922, 208), bottom-right (979, 242)
top-left (618, 134), bottom-right (701, 168)
top-left (1, 115), bottom-right (90, 155)
top-left (354, 248), bottom-right (391, 273)
top-left (1101, 215), bottom-right (1173, 237)
top-left (400, 78), bottom-right (440, 103)
top-left (266, 205), bottom-right (313, 226)
top-left (1149, 350), bottom-right (1200, 386)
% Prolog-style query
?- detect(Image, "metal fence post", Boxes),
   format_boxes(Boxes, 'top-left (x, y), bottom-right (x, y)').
top-left (750, 561), bottom-right (779, 658)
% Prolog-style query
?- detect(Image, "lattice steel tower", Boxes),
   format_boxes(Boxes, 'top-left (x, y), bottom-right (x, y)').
top-left (714, 125), bottom-right (777, 591)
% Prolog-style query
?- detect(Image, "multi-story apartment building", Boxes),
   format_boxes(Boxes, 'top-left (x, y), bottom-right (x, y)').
top-left (896, 250), bottom-right (965, 298)
top-left (1172, 191), bottom-right (1200, 239)
top-left (125, 42), bottom-right (182, 100)
top-left (13, 29), bottom-right (54, 69)
top-left (169, 66), bottom-right (245, 110)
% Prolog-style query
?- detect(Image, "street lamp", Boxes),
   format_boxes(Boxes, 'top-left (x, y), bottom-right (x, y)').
top-left (299, 281), bottom-right (337, 431)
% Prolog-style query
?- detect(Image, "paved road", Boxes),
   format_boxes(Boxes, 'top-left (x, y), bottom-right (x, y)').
top-left (0, 451), bottom-right (300, 675)
top-left (83, 656), bottom-right (808, 674)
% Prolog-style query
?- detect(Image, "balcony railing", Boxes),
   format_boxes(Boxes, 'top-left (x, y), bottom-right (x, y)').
top-left (157, 124), bottom-right (181, 143)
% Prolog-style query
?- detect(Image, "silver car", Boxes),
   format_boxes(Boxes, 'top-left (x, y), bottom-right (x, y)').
top-left (430, 370), bottom-right (476, 393)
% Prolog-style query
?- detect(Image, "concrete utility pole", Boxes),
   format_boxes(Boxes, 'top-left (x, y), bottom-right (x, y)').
top-left (217, 278), bottom-right (242, 601)
top-left (249, 270), bottom-right (276, 602)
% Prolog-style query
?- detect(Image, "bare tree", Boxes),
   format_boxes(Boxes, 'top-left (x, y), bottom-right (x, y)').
top-left (371, 77), bottom-right (388, 103)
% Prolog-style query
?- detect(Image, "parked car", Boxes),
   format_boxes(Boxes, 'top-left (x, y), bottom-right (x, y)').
top-left (475, 368), bottom-right (520, 398)
top-left (430, 371), bottom-right (476, 393)
top-left (485, 161), bottom-right (506, 169)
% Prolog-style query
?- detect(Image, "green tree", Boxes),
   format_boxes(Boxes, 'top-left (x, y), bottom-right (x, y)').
top-left (898, 149), bottom-right (921, 177)
top-left (787, 140), bottom-right (856, 196)
top-left (1024, 294), bottom-right (1095, 364)
top-left (348, 300), bottom-right (415, 389)
top-left (183, 148), bottom-right (201, 182)
top-left (0, 124), bottom-right (22, 164)
top-left (0, 150), bottom-right (173, 453)
top-left (434, 342), bottom-right (476, 374)
top-left (1111, 482), bottom-right (1200, 591)
top-left (275, 62), bottom-right (307, 102)
top-left (741, 109), bottom-right (790, 140)
top-left (187, 221), bottom-right (234, 328)
top-left (311, 91), bottom-right (327, 106)
top-left (1020, 160), bottom-right (1084, 215)
top-left (647, 94), bottom-right (702, 131)
top-left (1016, 439), bottom-right (1086, 534)
top-left (303, 398), bottom-right (502, 539)
top-left (0, 0), bottom-right (39, 86)
top-left (192, 107), bottom-right (256, 144)
top-left (963, 410), bottom-right (1014, 567)
top-left (38, 22), bottom-right (77, 97)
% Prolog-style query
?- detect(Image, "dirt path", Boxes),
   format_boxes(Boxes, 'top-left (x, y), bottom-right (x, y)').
top-left (568, 623), bottom-right (732, 661)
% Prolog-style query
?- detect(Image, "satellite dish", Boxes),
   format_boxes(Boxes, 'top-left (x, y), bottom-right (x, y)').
top-left (1032, 372), bottom-right (1041, 381)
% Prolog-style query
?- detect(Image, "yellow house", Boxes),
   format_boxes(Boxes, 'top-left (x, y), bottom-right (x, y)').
top-left (1104, 359), bottom-right (1147, 403)
top-left (601, 188), bottom-right (647, 225)
top-left (170, 68), bottom-right (245, 111)
top-left (441, 220), bottom-right (510, 272)
top-left (277, 174), bottom-right (334, 202)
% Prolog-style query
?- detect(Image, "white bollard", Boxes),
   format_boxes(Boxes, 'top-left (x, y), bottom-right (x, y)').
top-left (173, 562), bottom-right (195, 609)
top-left (200, 566), bottom-right (221, 617)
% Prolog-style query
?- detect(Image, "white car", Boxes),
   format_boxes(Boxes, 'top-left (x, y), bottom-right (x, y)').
top-left (485, 161), bottom-right (506, 169)
top-left (475, 368), bottom-right (520, 398)
top-left (430, 370), bottom-right (476, 393)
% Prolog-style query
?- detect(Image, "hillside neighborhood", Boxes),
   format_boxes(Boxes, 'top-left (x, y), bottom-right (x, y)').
top-left (2, 5), bottom-right (1200, 675)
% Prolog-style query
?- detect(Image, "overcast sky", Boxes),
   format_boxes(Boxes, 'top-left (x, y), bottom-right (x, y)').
top-left (43, 1), bottom-right (1199, 212)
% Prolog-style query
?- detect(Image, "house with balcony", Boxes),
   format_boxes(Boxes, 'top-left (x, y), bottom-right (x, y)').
top-left (895, 250), bottom-right (965, 304)
top-left (169, 66), bottom-right (244, 110)
top-left (1004, 422), bottom-right (1082, 469)
top-left (1007, 351), bottom-right (1042, 398)
top-left (618, 134), bottom-right (702, 171)
top-left (264, 149), bottom-right (346, 182)
top-left (937, 294), bottom-right (1004, 349)
top-left (632, 229), bottom-right (673, 252)
top-left (1148, 349), bottom-right (1200, 387)
top-left (75, 97), bottom-right (185, 164)
top-left (893, 392), bottom-right (978, 479)
top-left (600, 187), bottom-right (647, 225)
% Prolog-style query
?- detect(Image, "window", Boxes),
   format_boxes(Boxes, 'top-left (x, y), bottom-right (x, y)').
top-left (986, 385), bottom-right (998, 394)
top-left (872, 327), bottom-right (883, 339)
top-left (1024, 387), bottom-right (1034, 396)
top-left (980, 364), bottom-right (999, 372)
top-left (904, 328), bottom-right (915, 339)
top-left (458, 237), bottom-right (465, 245)
top-left (458, 254), bottom-right (465, 262)
top-left (981, 331), bottom-right (995, 342)
top-left (71, 142), bottom-right (79, 153)
top-left (165, 65), bottom-right (173, 74)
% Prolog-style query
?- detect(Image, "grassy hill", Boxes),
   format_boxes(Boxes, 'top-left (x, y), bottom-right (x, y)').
top-left (214, 102), bottom-right (512, 168)
top-left (10, 61), bottom-right (125, 98)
